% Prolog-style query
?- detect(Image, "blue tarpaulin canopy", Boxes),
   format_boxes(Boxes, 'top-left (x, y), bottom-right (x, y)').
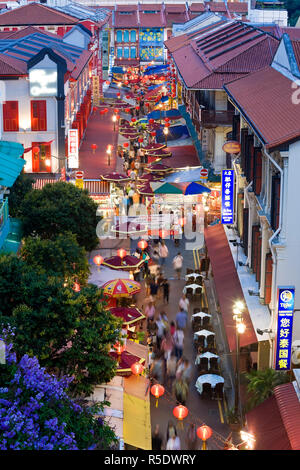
top-left (112, 66), bottom-right (125, 74)
top-left (147, 109), bottom-right (182, 120)
top-left (144, 64), bottom-right (169, 75)
top-left (164, 167), bottom-right (205, 183)
top-left (0, 141), bottom-right (25, 188)
top-left (184, 182), bottom-right (211, 195)
top-left (157, 95), bottom-right (169, 104)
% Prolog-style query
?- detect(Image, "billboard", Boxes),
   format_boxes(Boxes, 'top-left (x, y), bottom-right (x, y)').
top-left (221, 169), bottom-right (234, 225)
top-left (29, 69), bottom-right (57, 97)
top-left (68, 129), bottom-right (79, 169)
top-left (275, 287), bottom-right (295, 371)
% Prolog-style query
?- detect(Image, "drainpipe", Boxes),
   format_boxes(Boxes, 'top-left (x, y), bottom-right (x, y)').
top-left (243, 180), bottom-right (253, 266)
top-left (264, 146), bottom-right (283, 367)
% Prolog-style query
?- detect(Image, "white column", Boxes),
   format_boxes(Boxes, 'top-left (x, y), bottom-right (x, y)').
top-left (259, 218), bottom-right (270, 299)
top-left (213, 127), bottom-right (226, 173)
top-left (279, 151), bottom-right (289, 243)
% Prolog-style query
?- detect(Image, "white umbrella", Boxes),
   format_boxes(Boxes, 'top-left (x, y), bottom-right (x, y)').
top-left (195, 374), bottom-right (224, 395)
top-left (185, 273), bottom-right (204, 280)
top-left (194, 329), bottom-right (215, 347)
top-left (183, 283), bottom-right (203, 295)
top-left (88, 265), bottom-right (130, 288)
top-left (192, 312), bottom-right (211, 325)
top-left (195, 351), bottom-right (219, 369)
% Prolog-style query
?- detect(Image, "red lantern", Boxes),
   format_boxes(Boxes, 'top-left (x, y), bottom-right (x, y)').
top-left (138, 240), bottom-right (148, 250)
top-left (165, 123), bottom-right (170, 128)
top-left (197, 425), bottom-right (213, 441)
top-left (91, 144), bottom-right (98, 154)
top-left (151, 131), bottom-right (156, 137)
top-left (114, 108), bottom-right (119, 114)
top-left (131, 362), bottom-right (144, 376)
top-left (117, 248), bottom-right (127, 259)
top-left (93, 107), bottom-right (97, 113)
top-left (116, 114), bottom-right (120, 120)
top-left (73, 281), bottom-right (81, 292)
top-left (146, 102), bottom-right (150, 107)
top-left (100, 109), bottom-right (105, 115)
top-left (135, 105), bottom-right (140, 110)
top-left (123, 142), bottom-right (129, 148)
top-left (105, 80), bottom-right (110, 85)
top-left (173, 405), bottom-right (188, 426)
top-left (149, 118), bottom-right (154, 125)
top-left (126, 94), bottom-right (131, 99)
top-left (32, 146), bottom-right (40, 155)
top-left (117, 92), bottom-right (121, 98)
top-left (93, 255), bottom-right (104, 267)
top-left (164, 117), bottom-right (170, 123)
top-left (125, 107), bottom-right (130, 113)
top-left (131, 118), bottom-right (137, 123)
top-left (150, 384), bottom-right (165, 407)
top-left (136, 96), bottom-right (141, 101)
top-left (138, 137), bottom-right (143, 143)
top-left (104, 108), bottom-right (108, 113)
top-left (172, 94), bottom-right (176, 99)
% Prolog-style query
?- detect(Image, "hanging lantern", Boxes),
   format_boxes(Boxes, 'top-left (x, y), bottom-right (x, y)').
top-left (136, 96), bottom-right (141, 101)
top-left (125, 107), bottom-right (131, 113)
top-left (197, 425), bottom-right (213, 450)
top-left (131, 362), bottom-right (144, 376)
top-left (126, 94), bottom-right (131, 99)
top-left (73, 281), bottom-right (81, 292)
top-left (151, 131), bottom-right (156, 137)
top-left (91, 144), bottom-right (98, 154)
top-left (149, 118), bottom-right (155, 125)
top-left (138, 137), bottom-right (143, 143)
top-left (117, 248), bottom-right (127, 259)
top-left (116, 114), bottom-right (120, 120)
top-left (93, 107), bottom-right (97, 113)
top-left (150, 384), bottom-right (165, 408)
top-left (173, 405), bottom-right (188, 429)
top-left (123, 142), bottom-right (129, 148)
top-left (106, 80), bottom-right (110, 85)
top-left (93, 255), bottom-right (104, 267)
top-left (117, 92), bottom-right (121, 98)
top-left (114, 108), bottom-right (119, 114)
top-left (131, 118), bottom-right (137, 123)
top-left (164, 117), bottom-right (170, 123)
top-left (138, 239), bottom-right (148, 250)
top-left (32, 146), bottom-right (40, 155)
top-left (104, 108), bottom-right (108, 113)
top-left (135, 105), bottom-right (140, 111)
top-left (100, 109), bottom-right (105, 115)
top-left (113, 341), bottom-right (126, 356)
top-left (165, 123), bottom-right (170, 128)
top-left (146, 102), bottom-right (150, 107)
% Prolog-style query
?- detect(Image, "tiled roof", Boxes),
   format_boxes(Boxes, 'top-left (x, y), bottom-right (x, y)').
top-left (0, 2), bottom-right (79, 26)
top-left (114, 11), bottom-right (139, 28)
top-left (165, 11), bottom-right (189, 28)
top-left (227, 2), bottom-right (249, 13)
top-left (274, 383), bottom-right (300, 451)
top-left (189, 3), bottom-right (206, 12)
top-left (281, 27), bottom-right (300, 40)
top-left (166, 19), bottom-right (279, 89)
top-left (224, 66), bottom-right (300, 149)
top-left (291, 40), bottom-right (300, 71)
top-left (0, 53), bottom-right (27, 75)
top-left (207, 2), bottom-right (227, 12)
top-left (4, 26), bottom-right (60, 40)
top-left (139, 12), bottom-right (165, 28)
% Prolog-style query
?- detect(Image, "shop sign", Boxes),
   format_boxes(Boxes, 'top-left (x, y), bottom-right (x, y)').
top-left (29, 69), bottom-right (57, 97)
top-left (68, 129), bottom-right (79, 168)
top-left (222, 141), bottom-right (241, 154)
top-left (221, 169), bottom-right (234, 224)
top-left (275, 287), bottom-right (295, 371)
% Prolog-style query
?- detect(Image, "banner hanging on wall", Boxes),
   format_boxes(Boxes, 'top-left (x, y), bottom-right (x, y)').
top-left (221, 169), bottom-right (234, 224)
top-left (275, 287), bottom-right (295, 371)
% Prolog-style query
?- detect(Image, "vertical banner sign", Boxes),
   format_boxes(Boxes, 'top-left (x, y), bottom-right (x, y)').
top-left (221, 169), bottom-right (234, 224)
top-left (68, 129), bottom-right (79, 169)
top-left (275, 287), bottom-right (295, 371)
top-left (92, 76), bottom-right (100, 106)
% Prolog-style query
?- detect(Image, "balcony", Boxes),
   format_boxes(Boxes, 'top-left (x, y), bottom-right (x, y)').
top-left (201, 110), bottom-right (235, 127)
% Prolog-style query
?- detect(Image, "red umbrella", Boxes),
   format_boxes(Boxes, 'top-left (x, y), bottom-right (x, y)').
top-left (102, 255), bottom-right (145, 270)
top-left (100, 172), bottom-right (130, 182)
top-left (146, 148), bottom-right (172, 159)
top-left (110, 351), bottom-right (145, 376)
top-left (143, 143), bottom-right (166, 152)
top-left (121, 133), bottom-right (139, 140)
top-left (110, 307), bottom-right (145, 326)
top-left (137, 183), bottom-right (155, 196)
top-left (145, 163), bottom-right (172, 172)
top-left (102, 278), bottom-right (141, 297)
top-left (138, 173), bottom-right (163, 182)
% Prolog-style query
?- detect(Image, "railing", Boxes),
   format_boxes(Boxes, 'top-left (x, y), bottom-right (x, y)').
top-left (201, 110), bottom-right (235, 126)
top-left (0, 198), bottom-right (8, 230)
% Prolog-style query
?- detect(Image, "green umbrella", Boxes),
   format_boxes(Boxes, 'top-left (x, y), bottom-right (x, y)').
top-left (153, 182), bottom-right (183, 194)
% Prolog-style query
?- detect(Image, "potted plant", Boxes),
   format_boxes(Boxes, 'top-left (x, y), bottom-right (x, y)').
top-left (226, 408), bottom-right (241, 432)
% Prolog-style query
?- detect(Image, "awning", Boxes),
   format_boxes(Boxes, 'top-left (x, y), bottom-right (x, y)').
top-left (274, 382), bottom-right (300, 450)
top-left (147, 109), bottom-right (182, 120)
top-left (164, 167), bottom-right (203, 183)
top-left (144, 64), bottom-right (169, 75)
top-left (204, 224), bottom-right (257, 351)
top-left (246, 395), bottom-right (291, 450)
top-left (0, 141), bottom-right (25, 187)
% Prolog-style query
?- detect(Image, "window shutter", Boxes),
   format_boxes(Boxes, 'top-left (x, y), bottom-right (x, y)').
top-left (253, 147), bottom-right (262, 196)
top-left (271, 174), bottom-right (280, 231)
top-left (264, 253), bottom-right (273, 304)
top-left (3, 101), bottom-right (19, 131)
top-left (31, 101), bottom-right (47, 131)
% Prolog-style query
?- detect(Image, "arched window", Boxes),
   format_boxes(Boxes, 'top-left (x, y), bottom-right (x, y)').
top-left (116, 30), bottom-right (122, 43)
top-left (123, 30), bottom-right (129, 42)
top-left (130, 30), bottom-right (136, 42)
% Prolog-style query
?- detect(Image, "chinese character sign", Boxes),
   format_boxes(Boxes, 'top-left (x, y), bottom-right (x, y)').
top-left (68, 129), bottom-right (79, 169)
top-left (275, 287), bottom-right (295, 371)
top-left (221, 169), bottom-right (234, 224)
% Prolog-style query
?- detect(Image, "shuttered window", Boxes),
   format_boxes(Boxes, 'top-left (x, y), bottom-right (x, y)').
top-left (271, 174), bottom-right (280, 231)
top-left (264, 253), bottom-right (273, 304)
top-left (253, 147), bottom-right (262, 196)
top-left (31, 100), bottom-right (47, 131)
top-left (3, 101), bottom-right (19, 131)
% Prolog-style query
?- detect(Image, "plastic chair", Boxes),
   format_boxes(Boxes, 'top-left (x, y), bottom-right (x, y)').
top-left (200, 357), bottom-right (209, 371)
top-left (203, 316), bottom-right (212, 328)
top-left (210, 357), bottom-right (219, 370)
top-left (214, 382), bottom-right (224, 399)
top-left (201, 383), bottom-right (212, 399)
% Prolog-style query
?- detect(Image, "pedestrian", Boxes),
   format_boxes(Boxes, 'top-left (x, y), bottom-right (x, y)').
top-left (150, 352), bottom-right (164, 384)
top-left (162, 278), bottom-right (170, 304)
top-left (166, 420), bottom-right (177, 442)
top-left (132, 191), bottom-right (140, 205)
top-left (156, 313), bottom-right (166, 350)
top-left (142, 251), bottom-right (150, 277)
top-left (152, 244), bottom-right (160, 263)
top-left (186, 423), bottom-right (198, 451)
top-left (158, 240), bottom-right (169, 266)
top-left (179, 293), bottom-right (190, 314)
top-left (145, 301), bottom-right (155, 330)
top-left (160, 330), bottom-right (174, 361)
top-left (166, 353), bottom-right (177, 389)
top-left (166, 432), bottom-right (181, 450)
top-left (149, 276), bottom-right (158, 299)
top-left (128, 187), bottom-right (134, 206)
top-left (173, 252), bottom-right (183, 280)
top-left (176, 357), bottom-right (192, 384)
top-left (176, 307), bottom-right (188, 330)
top-left (172, 373), bottom-right (189, 406)
top-left (173, 328), bottom-right (184, 360)
top-left (152, 424), bottom-right (163, 450)
top-left (148, 317), bottom-right (158, 348)
top-left (170, 320), bottom-right (176, 338)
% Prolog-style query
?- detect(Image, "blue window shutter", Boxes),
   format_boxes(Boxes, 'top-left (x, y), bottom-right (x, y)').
top-left (116, 30), bottom-right (122, 42)
top-left (124, 30), bottom-right (129, 42)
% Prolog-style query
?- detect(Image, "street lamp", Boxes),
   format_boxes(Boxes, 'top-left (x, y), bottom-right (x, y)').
top-left (163, 127), bottom-right (169, 146)
top-left (112, 114), bottom-right (117, 132)
top-left (233, 301), bottom-right (245, 425)
top-left (106, 145), bottom-right (112, 166)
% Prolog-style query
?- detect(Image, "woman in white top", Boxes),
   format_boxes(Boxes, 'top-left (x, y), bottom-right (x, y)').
top-left (179, 294), bottom-right (190, 313)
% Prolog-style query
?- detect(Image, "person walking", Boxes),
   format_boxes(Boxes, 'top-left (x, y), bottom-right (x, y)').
top-left (158, 240), bottom-right (169, 266)
top-left (149, 276), bottom-right (158, 300)
top-left (173, 252), bottom-right (183, 280)
top-left (166, 353), bottom-right (177, 389)
top-left (172, 373), bottom-right (189, 406)
top-left (177, 357), bottom-right (193, 385)
top-left (156, 313), bottom-right (166, 350)
top-left (173, 328), bottom-right (184, 360)
top-left (176, 307), bottom-right (188, 331)
top-left (152, 424), bottom-right (163, 450)
top-left (186, 423), bottom-right (198, 451)
top-left (166, 421), bottom-right (177, 443)
top-left (162, 278), bottom-right (170, 304)
top-left (145, 301), bottom-right (155, 330)
top-left (179, 293), bottom-right (190, 315)
top-left (166, 432), bottom-right (181, 450)
top-left (150, 353), bottom-right (165, 384)
top-left (160, 331), bottom-right (174, 362)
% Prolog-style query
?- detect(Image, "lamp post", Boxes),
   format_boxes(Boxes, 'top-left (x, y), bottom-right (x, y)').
top-left (233, 301), bottom-right (246, 425)
top-left (112, 114), bottom-right (117, 132)
top-left (106, 145), bottom-right (112, 166)
top-left (163, 127), bottom-right (169, 146)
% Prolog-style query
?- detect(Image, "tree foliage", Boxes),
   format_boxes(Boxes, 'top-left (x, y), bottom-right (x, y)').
top-left (284, 0), bottom-right (300, 25)
top-left (19, 182), bottom-right (99, 251)
top-left (0, 339), bottom-right (118, 450)
top-left (20, 233), bottom-right (90, 284)
top-left (245, 368), bottom-right (290, 410)
top-left (7, 173), bottom-right (35, 218)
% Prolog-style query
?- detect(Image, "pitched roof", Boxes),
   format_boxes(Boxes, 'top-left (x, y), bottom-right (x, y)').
top-left (0, 52), bottom-right (27, 75)
top-left (114, 9), bottom-right (139, 28)
top-left (166, 20), bottom-right (278, 89)
top-left (0, 2), bottom-right (79, 26)
top-left (274, 383), bottom-right (300, 451)
top-left (189, 3), bottom-right (206, 13)
top-left (224, 66), bottom-right (300, 149)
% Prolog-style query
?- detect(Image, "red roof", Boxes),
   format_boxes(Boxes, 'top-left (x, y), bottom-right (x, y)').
top-left (207, 2), bottom-right (227, 12)
top-left (227, 2), bottom-right (249, 13)
top-left (189, 3), bottom-right (206, 12)
top-left (0, 53), bottom-right (27, 75)
top-left (281, 27), bottom-right (300, 40)
top-left (205, 224), bottom-right (257, 351)
top-left (291, 40), bottom-right (300, 71)
top-left (274, 383), bottom-right (300, 450)
top-left (224, 66), bottom-right (300, 149)
top-left (0, 3), bottom-right (79, 26)
top-left (4, 25), bottom-right (60, 40)
top-left (114, 11), bottom-right (139, 28)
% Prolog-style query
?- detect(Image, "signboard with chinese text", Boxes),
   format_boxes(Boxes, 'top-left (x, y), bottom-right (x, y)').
top-left (222, 141), bottom-right (241, 154)
top-left (221, 169), bottom-right (234, 224)
top-left (275, 287), bottom-right (295, 371)
top-left (92, 76), bottom-right (100, 105)
top-left (68, 129), bottom-right (79, 168)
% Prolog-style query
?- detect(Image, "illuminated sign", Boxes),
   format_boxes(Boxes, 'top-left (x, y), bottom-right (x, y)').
top-left (222, 141), bottom-right (241, 154)
top-left (275, 287), bottom-right (295, 371)
top-left (29, 69), bottom-right (57, 97)
top-left (68, 129), bottom-right (79, 169)
top-left (221, 169), bottom-right (234, 225)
